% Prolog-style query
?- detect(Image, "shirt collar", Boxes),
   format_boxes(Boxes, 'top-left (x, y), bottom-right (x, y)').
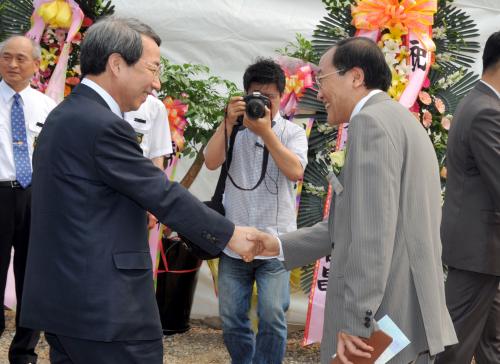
top-left (81, 78), bottom-right (123, 118)
top-left (480, 80), bottom-right (500, 99)
top-left (350, 89), bottom-right (383, 121)
top-left (0, 80), bottom-right (31, 104)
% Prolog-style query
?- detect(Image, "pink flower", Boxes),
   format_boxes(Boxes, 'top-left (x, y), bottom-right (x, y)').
top-left (422, 110), bottom-right (432, 128)
top-left (55, 29), bottom-right (66, 44)
top-left (82, 17), bottom-right (94, 27)
top-left (434, 97), bottom-right (446, 114)
top-left (419, 91), bottom-right (432, 105)
top-left (441, 116), bottom-right (451, 130)
top-left (422, 77), bottom-right (430, 88)
top-left (409, 101), bottom-right (420, 113)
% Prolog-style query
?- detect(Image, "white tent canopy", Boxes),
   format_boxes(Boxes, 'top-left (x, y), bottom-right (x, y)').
top-left (112, 0), bottom-right (500, 322)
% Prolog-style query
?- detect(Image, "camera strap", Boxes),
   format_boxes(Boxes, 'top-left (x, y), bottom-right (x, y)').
top-left (224, 124), bottom-right (269, 192)
top-left (209, 124), bottom-right (239, 207)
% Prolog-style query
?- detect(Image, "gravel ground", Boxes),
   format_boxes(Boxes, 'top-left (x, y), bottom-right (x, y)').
top-left (0, 310), bottom-right (320, 363)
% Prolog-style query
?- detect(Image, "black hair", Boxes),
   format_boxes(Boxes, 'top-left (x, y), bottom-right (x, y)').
top-left (332, 37), bottom-right (392, 91)
top-left (243, 58), bottom-right (286, 94)
top-left (483, 31), bottom-right (500, 73)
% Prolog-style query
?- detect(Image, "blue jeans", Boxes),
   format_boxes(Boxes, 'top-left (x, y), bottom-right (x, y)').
top-left (218, 254), bottom-right (290, 364)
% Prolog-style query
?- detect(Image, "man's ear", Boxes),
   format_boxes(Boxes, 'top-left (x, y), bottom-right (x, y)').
top-left (351, 67), bottom-right (365, 88)
top-left (107, 53), bottom-right (123, 77)
top-left (33, 58), bottom-right (40, 74)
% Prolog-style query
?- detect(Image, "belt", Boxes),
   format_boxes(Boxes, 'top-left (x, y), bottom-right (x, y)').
top-left (0, 180), bottom-right (25, 188)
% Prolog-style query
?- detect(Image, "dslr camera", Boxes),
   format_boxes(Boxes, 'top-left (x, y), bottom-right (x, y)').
top-left (236, 92), bottom-right (271, 125)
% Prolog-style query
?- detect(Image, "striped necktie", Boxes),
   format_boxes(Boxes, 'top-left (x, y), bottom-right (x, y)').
top-left (11, 93), bottom-right (32, 188)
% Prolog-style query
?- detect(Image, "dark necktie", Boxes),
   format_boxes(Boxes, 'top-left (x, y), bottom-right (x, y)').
top-left (11, 93), bottom-right (32, 188)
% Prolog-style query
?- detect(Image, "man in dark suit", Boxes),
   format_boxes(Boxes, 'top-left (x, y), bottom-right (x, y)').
top-left (19, 17), bottom-right (259, 364)
top-left (436, 31), bottom-right (500, 364)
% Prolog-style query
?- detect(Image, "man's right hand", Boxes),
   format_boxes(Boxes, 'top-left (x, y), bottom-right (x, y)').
top-left (227, 226), bottom-right (262, 261)
top-left (247, 230), bottom-right (281, 257)
top-left (225, 96), bottom-right (245, 132)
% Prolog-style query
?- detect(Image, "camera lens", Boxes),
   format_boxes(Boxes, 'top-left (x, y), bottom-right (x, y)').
top-left (246, 99), bottom-right (266, 120)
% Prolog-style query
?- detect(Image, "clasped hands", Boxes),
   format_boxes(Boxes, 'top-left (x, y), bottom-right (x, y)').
top-left (227, 226), bottom-right (280, 262)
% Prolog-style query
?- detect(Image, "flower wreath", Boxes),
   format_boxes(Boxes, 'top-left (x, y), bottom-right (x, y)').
top-left (290, 0), bottom-right (480, 294)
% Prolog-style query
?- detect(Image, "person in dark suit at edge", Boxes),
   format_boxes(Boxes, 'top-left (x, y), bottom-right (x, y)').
top-left (436, 31), bottom-right (500, 364)
top-left (20, 17), bottom-right (260, 364)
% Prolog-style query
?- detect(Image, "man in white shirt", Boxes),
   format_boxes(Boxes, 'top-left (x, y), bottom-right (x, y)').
top-left (124, 94), bottom-right (173, 227)
top-left (0, 35), bottom-right (56, 364)
top-left (123, 94), bottom-right (172, 169)
top-left (204, 58), bottom-right (308, 364)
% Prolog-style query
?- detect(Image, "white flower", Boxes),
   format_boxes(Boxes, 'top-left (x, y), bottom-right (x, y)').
top-left (436, 53), bottom-right (453, 62)
top-left (395, 61), bottom-right (411, 76)
top-left (433, 26), bottom-right (447, 40)
top-left (384, 52), bottom-right (398, 66)
top-left (383, 38), bottom-right (401, 53)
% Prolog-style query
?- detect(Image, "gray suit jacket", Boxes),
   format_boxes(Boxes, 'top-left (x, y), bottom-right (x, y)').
top-left (281, 93), bottom-right (457, 364)
top-left (441, 82), bottom-right (500, 276)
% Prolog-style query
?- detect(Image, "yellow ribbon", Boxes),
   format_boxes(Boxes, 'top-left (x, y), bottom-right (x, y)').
top-left (352, 0), bottom-right (437, 50)
top-left (285, 75), bottom-right (305, 97)
top-left (37, 0), bottom-right (73, 29)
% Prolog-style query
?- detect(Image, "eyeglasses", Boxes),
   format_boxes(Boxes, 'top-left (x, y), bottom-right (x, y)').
top-left (142, 60), bottom-right (163, 78)
top-left (314, 69), bottom-right (345, 88)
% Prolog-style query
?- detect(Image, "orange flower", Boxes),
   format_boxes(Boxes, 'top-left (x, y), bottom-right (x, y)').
top-left (440, 166), bottom-right (447, 179)
top-left (65, 77), bottom-right (80, 86)
top-left (64, 85), bottom-right (71, 97)
top-left (422, 110), bottom-right (432, 128)
top-left (418, 91), bottom-right (432, 105)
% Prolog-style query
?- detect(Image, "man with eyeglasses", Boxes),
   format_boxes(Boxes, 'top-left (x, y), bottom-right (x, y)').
top-left (0, 35), bottom-right (56, 364)
top-left (204, 58), bottom-right (308, 364)
top-left (251, 37), bottom-right (457, 364)
top-left (19, 17), bottom-right (261, 364)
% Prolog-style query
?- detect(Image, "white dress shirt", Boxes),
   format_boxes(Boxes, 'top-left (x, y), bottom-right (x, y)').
top-left (0, 80), bottom-right (56, 181)
top-left (81, 78), bottom-right (122, 118)
top-left (124, 95), bottom-right (173, 159)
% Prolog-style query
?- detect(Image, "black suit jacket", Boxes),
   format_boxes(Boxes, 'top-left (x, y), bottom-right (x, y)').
top-left (20, 84), bottom-right (234, 341)
top-left (441, 82), bottom-right (500, 276)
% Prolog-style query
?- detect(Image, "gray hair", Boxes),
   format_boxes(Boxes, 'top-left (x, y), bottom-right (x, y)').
top-left (0, 35), bottom-right (42, 60)
top-left (80, 17), bottom-right (161, 77)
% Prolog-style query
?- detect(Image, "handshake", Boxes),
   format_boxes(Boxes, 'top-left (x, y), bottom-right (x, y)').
top-left (226, 226), bottom-right (281, 262)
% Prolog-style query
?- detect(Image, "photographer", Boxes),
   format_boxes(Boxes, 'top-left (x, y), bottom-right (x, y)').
top-left (204, 58), bottom-right (308, 364)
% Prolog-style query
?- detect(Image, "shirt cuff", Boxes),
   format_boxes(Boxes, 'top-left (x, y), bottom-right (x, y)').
top-left (276, 236), bottom-right (285, 260)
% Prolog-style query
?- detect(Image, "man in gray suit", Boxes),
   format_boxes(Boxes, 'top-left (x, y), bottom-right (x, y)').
top-left (436, 31), bottom-right (500, 364)
top-left (252, 37), bottom-right (457, 364)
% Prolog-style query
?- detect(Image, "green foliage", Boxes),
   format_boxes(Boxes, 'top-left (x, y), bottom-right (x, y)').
top-left (276, 33), bottom-right (320, 64)
top-left (76, 0), bottom-right (115, 20)
top-left (158, 58), bottom-right (238, 158)
top-left (0, 0), bottom-right (33, 40)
